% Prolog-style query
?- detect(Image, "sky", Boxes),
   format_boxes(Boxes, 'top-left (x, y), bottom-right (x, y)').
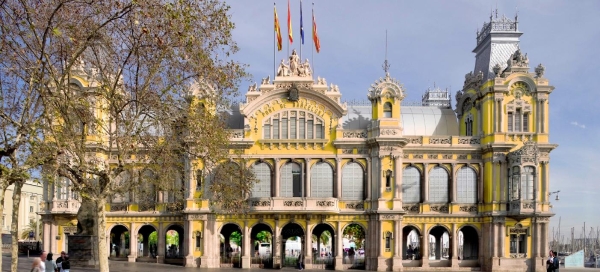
top-left (224, 0), bottom-right (600, 241)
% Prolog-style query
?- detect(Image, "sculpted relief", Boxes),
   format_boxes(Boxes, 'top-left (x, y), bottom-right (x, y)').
top-left (277, 49), bottom-right (312, 77)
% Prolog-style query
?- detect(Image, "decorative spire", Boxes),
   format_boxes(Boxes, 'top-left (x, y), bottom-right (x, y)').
top-left (382, 29), bottom-right (390, 75)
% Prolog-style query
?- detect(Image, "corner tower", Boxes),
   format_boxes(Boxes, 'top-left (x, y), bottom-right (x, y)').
top-left (473, 12), bottom-right (522, 81)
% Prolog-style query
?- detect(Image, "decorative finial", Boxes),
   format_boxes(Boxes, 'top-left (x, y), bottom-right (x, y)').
top-left (382, 29), bottom-right (390, 74)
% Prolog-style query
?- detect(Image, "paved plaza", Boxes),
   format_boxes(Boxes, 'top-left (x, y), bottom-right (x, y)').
top-left (3, 254), bottom-right (600, 272)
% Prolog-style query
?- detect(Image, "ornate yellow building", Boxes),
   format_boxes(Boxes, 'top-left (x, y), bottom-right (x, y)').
top-left (42, 13), bottom-right (556, 272)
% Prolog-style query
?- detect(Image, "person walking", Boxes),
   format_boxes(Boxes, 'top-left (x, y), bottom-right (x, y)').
top-left (547, 250), bottom-right (559, 272)
top-left (31, 257), bottom-right (43, 272)
top-left (44, 252), bottom-right (58, 272)
top-left (61, 255), bottom-right (71, 272)
top-left (297, 251), bottom-right (305, 271)
top-left (56, 251), bottom-right (66, 272)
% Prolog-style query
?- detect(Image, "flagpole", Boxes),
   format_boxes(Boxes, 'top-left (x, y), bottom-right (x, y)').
top-left (300, 0), bottom-right (303, 60)
top-left (287, 0), bottom-right (290, 57)
top-left (273, 2), bottom-right (277, 77)
top-left (312, 3), bottom-right (314, 77)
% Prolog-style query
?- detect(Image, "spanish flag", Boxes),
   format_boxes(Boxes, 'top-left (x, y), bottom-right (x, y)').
top-left (312, 7), bottom-right (320, 53)
top-left (287, 0), bottom-right (293, 43)
top-left (274, 4), bottom-right (282, 51)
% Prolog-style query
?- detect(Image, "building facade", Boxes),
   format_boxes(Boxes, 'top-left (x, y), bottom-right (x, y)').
top-left (42, 13), bottom-right (557, 272)
top-left (2, 180), bottom-right (43, 240)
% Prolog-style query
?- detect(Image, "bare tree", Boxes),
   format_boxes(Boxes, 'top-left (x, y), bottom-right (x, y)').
top-left (1, 1), bottom-right (247, 271)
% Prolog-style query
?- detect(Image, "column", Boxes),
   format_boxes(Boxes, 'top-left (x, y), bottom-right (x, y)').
top-left (392, 218), bottom-right (403, 271)
top-left (378, 156), bottom-right (385, 198)
top-left (478, 163), bottom-right (484, 204)
top-left (185, 219), bottom-right (195, 267)
top-left (451, 223), bottom-right (458, 267)
top-left (242, 221), bottom-right (251, 268)
top-left (493, 99), bottom-right (497, 132)
top-left (537, 223), bottom-right (543, 258)
top-left (43, 220), bottom-right (51, 252)
top-left (200, 220), bottom-right (208, 267)
top-left (128, 223), bottom-right (137, 262)
top-left (335, 221), bottom-right (344, 270)
top-left (421, 230), bottom-right (429, 267)
top-left (366, 158), bottom-right (372, 200)
top-left (498, 99), bottom-right (503, 132)
top-left (499, 220), bottom-right (505, 257)
top-left (541, 99), bottom-right (546, 133)
top-left (274, 218), bottom-right (281, 268)
top-left (336, 158), bottom-right (342, 198)
top-left (50, 222), bottom-right (57, 253)
top-left (394, 156), bottom-right (402, 200)
top-left (157, 222), bottom-right (165, 263)
top-left (450, 163), bottom-right (457, 203)
top-left (423, 163), bottom-right (429, 203)
top-left (306, 219), bottom-right (313, 265)
top-left (274, 158), bottom-right (280, 197)
top-left (492, 223), bottom-right (498, 257)
top-left (305, 158), bottom-right (311, 197)
top-left (541, 222), bottom-right (548, 258)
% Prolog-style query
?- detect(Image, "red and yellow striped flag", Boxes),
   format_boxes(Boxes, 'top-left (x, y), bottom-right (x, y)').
top-left (274, 4), bottom-right (282, 51)
top-left (288, 0), bottom-right (293, 43)
top-left (312, 8), bottom-right (320, 53)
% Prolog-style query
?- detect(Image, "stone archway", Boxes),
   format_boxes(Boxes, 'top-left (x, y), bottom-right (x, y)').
top-left (109, 224), bottom-right (129, 260)
top-left (280, 222), bottom-right (304, 267)
top-left (428, 226), bottom-right (450, 267)
top-left (250, 223), bottom-right (273, 268)
top-left (458, 225), bottom-right (479, 266)
top-left (136, 224), bottom-right (157, 261)
top-left (402, 226), bottom-right (422, 267)
top-left (312, 223), bottom-right (335, 269)
top-left (342, 223), bottom-right (365, 269)
top-left (164, 224), bottom-right (184, 264)
top-left (220, 223), bottom-right (242, 268)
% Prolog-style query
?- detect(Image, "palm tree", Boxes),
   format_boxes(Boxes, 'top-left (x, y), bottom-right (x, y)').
top-left (20, 220), bottom-right (41, 240)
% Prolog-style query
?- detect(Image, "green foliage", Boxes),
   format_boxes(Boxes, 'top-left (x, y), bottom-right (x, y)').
top-left (343, 224), bottom-right (365, 249)
top-left (256, 230), bottom-right (272, 243)
top-left (229, 231), bottom-right (242, 246)
top-left (166, 230), bottom-right (179, 245)
top-left (149, 231), bottom-right (158, 246)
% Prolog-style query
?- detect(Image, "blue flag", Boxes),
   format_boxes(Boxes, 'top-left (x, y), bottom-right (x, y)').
top-left (300, 0), bottom-right (304, 44)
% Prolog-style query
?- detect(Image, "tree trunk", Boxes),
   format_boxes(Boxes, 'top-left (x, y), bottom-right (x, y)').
top-left (0, 182), bottom-right (7, 270)
top-left (10, 180), bottom-right (24, 272)
top-left (95, 197), bottom-right (109, 272)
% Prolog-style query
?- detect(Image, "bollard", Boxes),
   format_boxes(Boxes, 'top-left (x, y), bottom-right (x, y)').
top-left (28, 249), bottom-right (30, 258)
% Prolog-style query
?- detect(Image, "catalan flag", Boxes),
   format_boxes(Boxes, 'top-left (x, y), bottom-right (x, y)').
top-left (287, 0), bottom-right (293, 43)
top-left (312, 6), bottom-right (320, 53)
top-left (274, 4), bottom-right (282, 51)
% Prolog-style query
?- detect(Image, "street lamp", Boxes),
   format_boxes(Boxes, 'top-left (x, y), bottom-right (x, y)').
top-left (548, 190), bottom-right (560, 201)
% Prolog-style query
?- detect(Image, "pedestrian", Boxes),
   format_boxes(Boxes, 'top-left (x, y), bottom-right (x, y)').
top-left (61, 255), bottom-right (71, 272)
top-left (39, 251), bottom-right (47, 271)
top-left (31, 257), bottom-right (43, 272)
top-left (44, 252), bottom-right (58, 272)
top-left (349, 247), bottom-right (356, 264)
top-left (297, 251), bottom-right (304, 271)
top-left (56, 251), bottom-right (66, 272)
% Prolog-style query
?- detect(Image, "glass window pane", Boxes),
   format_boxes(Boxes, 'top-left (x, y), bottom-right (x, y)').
top-left (402, 167), bottom-right (421, 203)
top-left (264, 124), bottom-right (271, 139)
top-left (311, 162), bottom-right (333, 197)
top-left (515, 109), bottom-right (522, 131)
top-left (429, 167), bottom-right (448, 203)
top-left (299, 118), bottom-right (305, 139)
top-left (508, 113), bottom-right (513, 132)
top-left (251, 163), bottom-right (272, 198)
top-left (273, 119), bottom-right (279, 139)
top-left (282, 118), bottom-right (288, 139)
top-left (457, 167), bottom-right (477, 203)
top-left (316, 124), bottom-right (323, 139)
top-left (307, 120), bottom-right (314, 139)
top-left (290, 117), bottom-right (297, 139)
top-left (342, 162), bottom-right (364, 200)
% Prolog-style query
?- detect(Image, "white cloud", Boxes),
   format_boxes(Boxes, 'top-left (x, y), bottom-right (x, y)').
top-left (570, 121), bottom-right (586, 129)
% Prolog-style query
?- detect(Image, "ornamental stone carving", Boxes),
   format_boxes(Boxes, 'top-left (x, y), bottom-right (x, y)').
top-left (442, 154), bottom-right (453, 160)
top-left (403, 205), bottom-right (419, 213)
top-left (407, 137), bottom-right (422, 144)
top-left (413, 154), bottom-right (423, 159)
top-left (367, 73), bottom-right (405, 102)
top-left (277, 50), bottom-right (312, 77)
top-left (342, 130), bottom-right (367, 138)
top-left (462, 71), bottom-right (484, 91)
top-left (284, 200), bottom-right (303, 207)
top-left (316, 201), bottom-right (335, 207)
top-left (380, 129), bottom-right (398, 136)
top-left (508, 141), bottom-right (539, 166)
top-left (380, 214), bottom-right (396, 220)
top-left (430, 204), bottom-right (449, 213)
top-left (110, 203), bottom-right (127, 212)
top-left (251, 200), bottom-right (271, 207)
top-left (345, 202), bottom-right (365, 210)
top-left (458, 154), bottom-right (468, 160)
top-left (429, 137), bottom-right (451, 144)
top-left (428, 154), bottom-right (439, 159)
top-left (458, 138), bottom-right (481, 144)
top-left (459, 205), bottom-right (478, 212)
top-left (535, 63), bottom-right (545, 78)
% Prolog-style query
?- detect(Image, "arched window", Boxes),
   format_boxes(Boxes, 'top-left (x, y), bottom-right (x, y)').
top-left (56, 177), bottom-right (71, 200)
top-left (251, 162), bottom-right (272, 198)
top-left (429, 166), bottom-right (449, 203)
top-left (456, 167), bottom-right (477, 203)
top-left (311, 162), bottom-right (333, 198)
top-left (138, 170), bottom-right (157, 203)
top-left (341, 162), bottom-right (364, 200)
top-left (113, 171), bottom-right (131, 203)
top-left (402, 167), bottom-right (421, 203)
top-left (521, 166), bottom-right (535, 200)
top-left (281, 162), bottom-right (302, 197)
top-left (383, 102), bottom-right (392, 118)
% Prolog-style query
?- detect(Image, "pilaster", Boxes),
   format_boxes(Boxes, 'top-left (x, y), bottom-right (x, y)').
top-left (305, 158), bottom-right (312, 197)
top-left (274, 158), bottom-right (280, 197)
top-left (335, 221), bottom-right (344, 270)
top-left (241, 220), bottom-right (251, 268)
top-left (184, 219), bottom-right (195, 267)
top-left (128, 222), bottom-right (137, 262)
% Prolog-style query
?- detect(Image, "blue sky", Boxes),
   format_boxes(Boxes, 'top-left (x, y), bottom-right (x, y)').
top-left (225, 0), bottom-right (600, 240)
